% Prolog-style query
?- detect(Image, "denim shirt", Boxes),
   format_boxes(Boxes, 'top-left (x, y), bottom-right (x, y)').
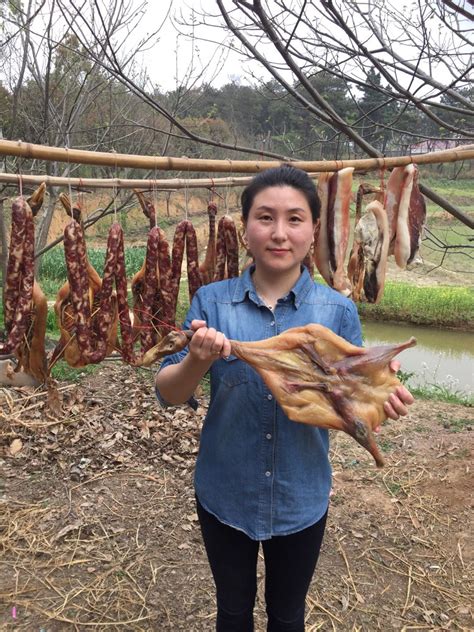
top-left (157, 266), bottom-right (362, 540)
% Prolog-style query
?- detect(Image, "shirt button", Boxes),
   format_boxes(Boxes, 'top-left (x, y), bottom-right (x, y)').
top-left (267, 394), bottom-right (273, 400)
top-left (270, 321), bottom-right (275, 326)
top-left (266, 433), bottom-right (272, 440)
top-left (265, 471), bottom-right (271, 477)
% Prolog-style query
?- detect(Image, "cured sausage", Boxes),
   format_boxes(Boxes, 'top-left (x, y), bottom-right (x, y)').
top-left (214, 215), bottom-right (239, 281)
top-left (199, 202), bottom-right (217, 285)
top-left (53, 220), bottom-right (118, 367)
top-left (137, 227), bottom-right (161, 351)
top-left (1, 194), bottom-right (48, 380)
top-left (171, 220), bottom-right (202, 307)
top-left (1, 200), bottom-right (35, 354)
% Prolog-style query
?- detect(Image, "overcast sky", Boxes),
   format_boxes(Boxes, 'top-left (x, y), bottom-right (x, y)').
top-left (137, 1), bottom-right (257, 91)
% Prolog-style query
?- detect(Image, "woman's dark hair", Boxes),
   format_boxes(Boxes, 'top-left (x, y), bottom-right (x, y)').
top-left (241, 164), bottom-right (320, 222)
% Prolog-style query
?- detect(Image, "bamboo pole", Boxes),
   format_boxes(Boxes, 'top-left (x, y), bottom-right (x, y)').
top-left (0, 173), bottom-right (256, 189)
top-left (0, 139), bottom-right (472, 173)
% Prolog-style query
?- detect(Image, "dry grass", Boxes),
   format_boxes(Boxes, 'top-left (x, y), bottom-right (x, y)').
top-left (1, 369), bottom-right (473, 631)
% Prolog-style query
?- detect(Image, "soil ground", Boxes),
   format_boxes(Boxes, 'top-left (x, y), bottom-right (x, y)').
top-left (1, 364), bottom-right (473, 631)
top-left (1, 189), bottom-right (473, 630)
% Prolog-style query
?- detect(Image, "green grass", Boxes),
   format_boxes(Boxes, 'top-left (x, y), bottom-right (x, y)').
top-left (408, 384), bottom-right (473, 406)
top-left (357, 282), bottom-right (474, 329)
top-left (50, 360), bottom-right (99, 381)
top-left (39, 246), bottom-right (147, 282)
top-left (438, 415), bottom-right (473, 432)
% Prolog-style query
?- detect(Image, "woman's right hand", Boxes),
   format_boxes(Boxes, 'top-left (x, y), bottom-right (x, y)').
top-left (188, 319), bottom-right (232, 362)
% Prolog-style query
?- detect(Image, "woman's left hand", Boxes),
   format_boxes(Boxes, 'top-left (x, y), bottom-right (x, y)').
top-left (375, 360), bottom-right (415, 432)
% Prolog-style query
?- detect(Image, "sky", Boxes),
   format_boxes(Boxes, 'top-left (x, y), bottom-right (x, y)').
top-left (135, 1), bottom-right (257, 92)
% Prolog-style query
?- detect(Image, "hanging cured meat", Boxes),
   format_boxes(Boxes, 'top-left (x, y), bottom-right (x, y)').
top-left (1, 192), bottom-right (49, 382)
top-left (384, 166), bottom-right (405, 254)
top-left (347, 185), bottom-right (368, 303)
top-left (59, 191), bottom-right (82, 222)
top-left (314, 168), bottom-right (354, 295)
top-left (134, 189), bottom-right (157, 229)
top-left (14, 281), bottom-right (48, 382)
top-left (347, 185), bottom-right (388, 304)
top-left (199, 201), bottom-right (217, 285)
top-left (394, 165), bottom-right (426, 268)
top-left (52, 218), bottom-right (118, 368)
top-left (359, 201), bottom-right (390, 303)
top-left (2, 198), bottom-right (35, 350)
top-left (214, 215), bottom-right (239, 281)
top-left (170, 220), bottom-right (202, 308)
top-left (131, 227), bottom-right (165, 351)
top-left (151, 324), bottom-right (416, 466)
top-left (27, 182), bottom-right (46, 216)
top-left (314, 172), bottom-right (333, 286)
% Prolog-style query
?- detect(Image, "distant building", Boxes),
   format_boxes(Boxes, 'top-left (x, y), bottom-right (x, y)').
top-left (409, 139), bottom-right (461, 154)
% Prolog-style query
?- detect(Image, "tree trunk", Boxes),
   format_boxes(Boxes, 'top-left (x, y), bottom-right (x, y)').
top-left (34, 186), bottom-right (57, 276)
top-left (0, 198), bottom-right (8, 303)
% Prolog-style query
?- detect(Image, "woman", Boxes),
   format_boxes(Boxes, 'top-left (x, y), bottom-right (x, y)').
top-left (155, 165), bottom-right (413, 632)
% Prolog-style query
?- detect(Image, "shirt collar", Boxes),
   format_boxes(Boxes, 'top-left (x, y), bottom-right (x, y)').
top-left (232, 264), bottom-right (313, 310)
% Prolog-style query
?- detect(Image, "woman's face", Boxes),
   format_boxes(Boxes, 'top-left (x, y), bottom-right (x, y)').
top-left (243, 185), bottom-right (315, 278)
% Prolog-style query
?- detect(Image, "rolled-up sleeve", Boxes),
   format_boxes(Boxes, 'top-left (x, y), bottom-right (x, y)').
top-left (155, 288), bottom-right (207, 409)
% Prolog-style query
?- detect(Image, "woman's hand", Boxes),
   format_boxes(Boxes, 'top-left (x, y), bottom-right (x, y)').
top-left (374, 360), bottom-right (415, 433)
top-left (188, 320), bottom-right (232, 363)
top-left (384, 360), bottom-right (415, 420)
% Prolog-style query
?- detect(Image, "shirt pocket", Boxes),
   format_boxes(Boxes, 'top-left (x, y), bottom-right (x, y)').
top-left (216, 355), bottom-right (249, 387)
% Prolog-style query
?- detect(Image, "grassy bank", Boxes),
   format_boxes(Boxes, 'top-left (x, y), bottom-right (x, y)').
top-left (357, 281), bottom-right (473, 330)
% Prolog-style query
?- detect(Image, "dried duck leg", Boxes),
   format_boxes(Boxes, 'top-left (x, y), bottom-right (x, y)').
top-left (134, 189), bottom-right (157, 229)
top-left (347, 184), bottom-right (369, 302)
top-left (15, 281), bottom-right (48, 382)
top-left (27, 182), bottom-right (46, 216)
top-left (59, 192), bottom-right (82, 223)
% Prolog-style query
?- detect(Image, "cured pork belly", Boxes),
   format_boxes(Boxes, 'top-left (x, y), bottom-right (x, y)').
top-left (315, 168), bottom-right (354, 295)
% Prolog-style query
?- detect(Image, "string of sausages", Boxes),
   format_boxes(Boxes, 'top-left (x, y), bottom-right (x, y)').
top-left (1, 168), bottom-right (426, 383)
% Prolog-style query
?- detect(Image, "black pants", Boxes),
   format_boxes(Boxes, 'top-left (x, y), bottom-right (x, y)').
top-left (196, 498), bottom-right (328, 632)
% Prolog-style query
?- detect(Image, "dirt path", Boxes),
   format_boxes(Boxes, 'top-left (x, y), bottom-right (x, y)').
top-left (1, 365), bottom-right (473, 631)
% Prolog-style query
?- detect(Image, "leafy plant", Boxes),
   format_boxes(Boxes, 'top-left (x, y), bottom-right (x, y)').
top-left (51, 360), bottom-right (99, 381)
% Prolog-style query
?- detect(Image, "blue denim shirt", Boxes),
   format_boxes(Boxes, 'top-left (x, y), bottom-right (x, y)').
top-left (157, 266), bottom-right (362, 540)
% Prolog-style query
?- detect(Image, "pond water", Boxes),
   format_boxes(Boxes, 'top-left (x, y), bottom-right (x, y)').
top-left (362, 321), bottom-right (474, 397)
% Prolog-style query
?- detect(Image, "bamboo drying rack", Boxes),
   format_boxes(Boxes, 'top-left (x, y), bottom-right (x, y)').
top-left (0, 139), bottom-right (472, 174)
